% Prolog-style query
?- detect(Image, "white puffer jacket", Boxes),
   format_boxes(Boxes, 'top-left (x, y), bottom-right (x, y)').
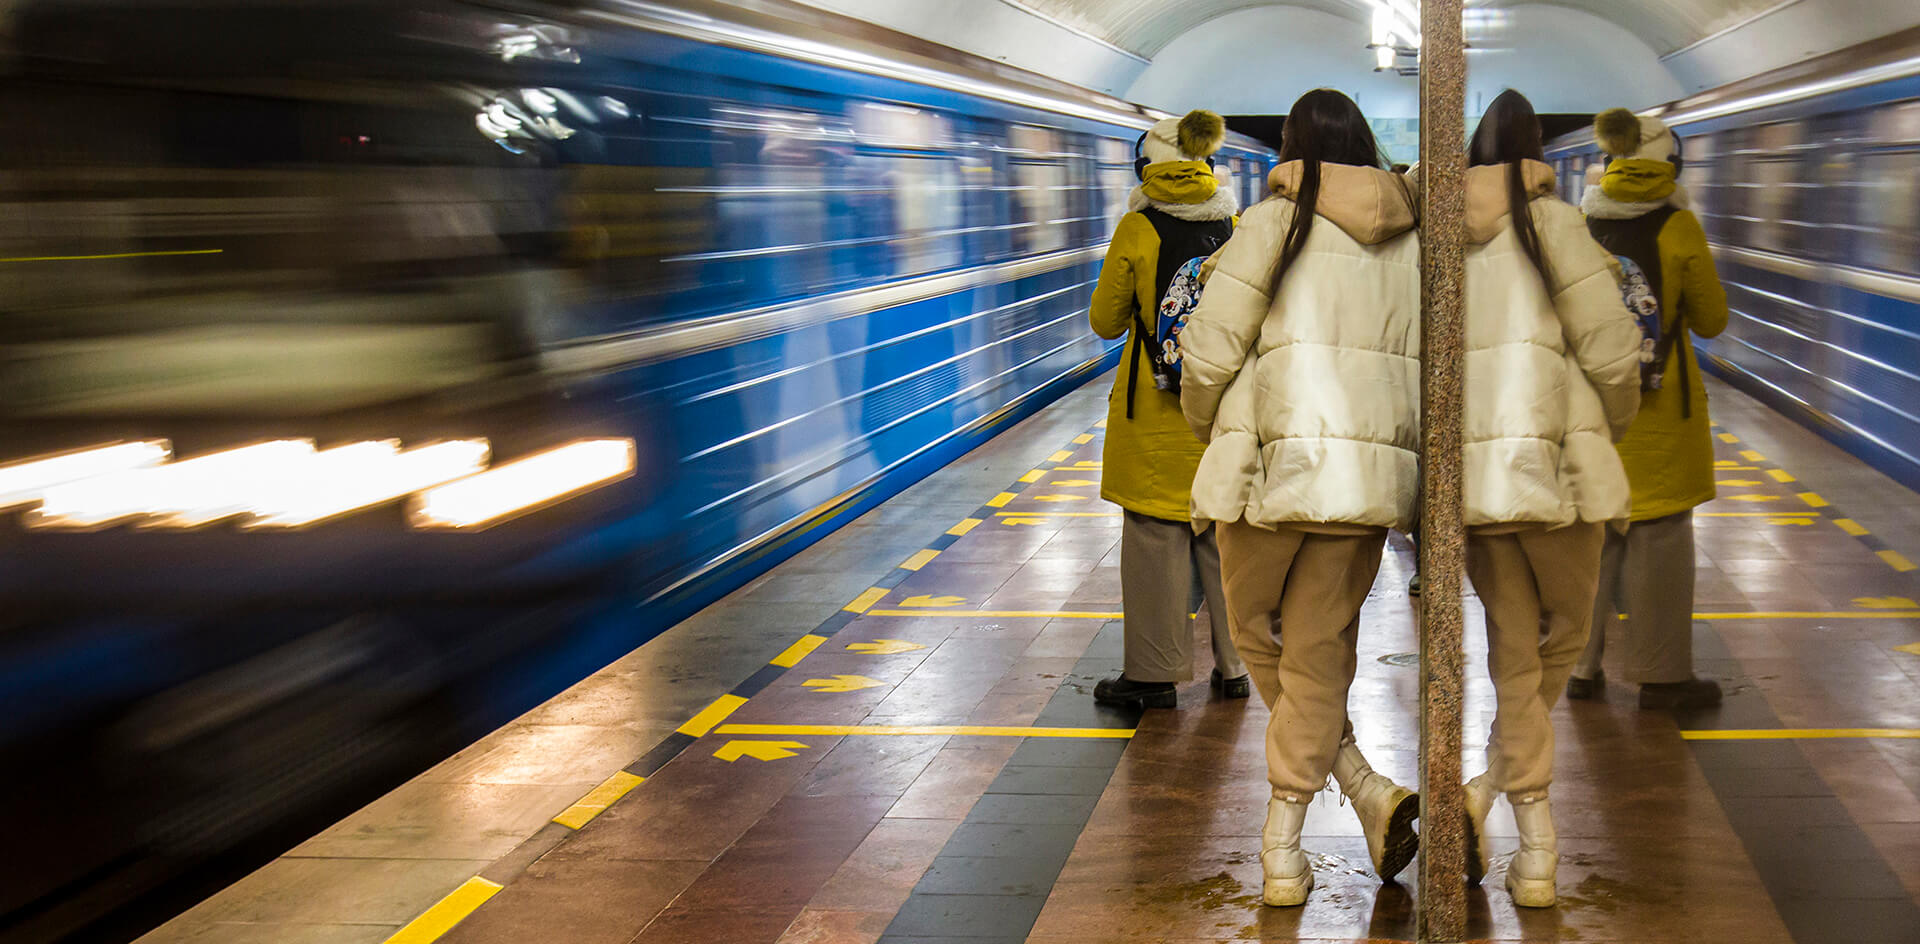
top-left (1179, 161), bottom-right (1423, 532)
top-left (1446, 160), bottom-right (1640, 527)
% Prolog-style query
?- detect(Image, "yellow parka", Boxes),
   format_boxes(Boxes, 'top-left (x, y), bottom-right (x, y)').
top-left (1583, 159), bottom-right (1730, 521)
top-left (1088, 161), bottom-right (1238, 521)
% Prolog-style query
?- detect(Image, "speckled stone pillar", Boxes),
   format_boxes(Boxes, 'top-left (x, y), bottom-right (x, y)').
top-left (1416, 0), bottom-right (1467, 940)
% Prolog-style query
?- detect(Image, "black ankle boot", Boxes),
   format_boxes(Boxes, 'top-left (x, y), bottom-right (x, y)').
top-left (1211, 667), bottom-right (1251, 699)
top-left (1093, 675), bottom-right (1177, 709)
top-left (1566, 668), bottom-right (1605, 701)
top-left (1638, 676), bottom-right (1722, 710)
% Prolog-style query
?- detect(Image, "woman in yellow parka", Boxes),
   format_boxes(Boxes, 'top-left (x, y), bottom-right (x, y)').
top-left (1570, 108), bottom-right (1730, 710)
top-left (1085, 109), bottom-right (1247, 709)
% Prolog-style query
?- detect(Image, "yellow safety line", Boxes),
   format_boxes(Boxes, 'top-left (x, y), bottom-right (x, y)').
top-left (1834, 518), bottom-right (1870, 536)
top-left (1018, 469), bottom-right (1044, 483)
top-left (552, 772), bottom-right (645, 830)
top-left (985, 492), bottom-right (1015, 508)
top-left (1798, 491), bottom-right (1829, 508)
top-left (867, 609), bottom-right (1123, 619)
top-left (948, 518), bottom-right (982, 536)
top-left (1719, 432), bottom-right (1740, 443)
top-left (864, 608), bottom-right (1919, 621)
top-left (0, 248), bottom-right (223, 263)
top-left (1693, 610), bottom-right (1920, 620)
top-left (1767, 469), bottom-right (1797, 483)
top-left (715, 723), bottom-right (1133, 739)
top-left (1697, 512), bottom-right (1817, 517)
top-left (1681, 728), bottom-right (1920, 741)
top-left (770, 634), bottom-right (828, 668)
top-left (1073, 434), bottom-right (1094, 444)
top-left (676, 695), bottom-right (748, 737)
top-left (843, 587), bottom-right (888, 613)
top-left (900, 549), bottom-right (941, 571)
top-left (991, 511), bottom-right (1120, 517)
top-left (380, 877), bottom-right (502, 944)
top-left (1048, 450), bottom-right (1073, 463)
top-left (1740, 449), bottom-right (1766, 462)
top-left (1094, 419), bottom-right (1107, 428)
top-left (1878, 550), bottom-right (1918, 573)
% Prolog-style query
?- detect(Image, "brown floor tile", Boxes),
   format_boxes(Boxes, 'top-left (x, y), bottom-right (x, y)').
top-left (631, 904), bottom-right (800, 944)
top-left (808, 817), bottom-right (962, 913)
top-left (440, 858), bottom-right (705, 944)
top-left (887, 742), bottom-right (1017, 819)
top-left (773, 908), bottom-right (890, 944)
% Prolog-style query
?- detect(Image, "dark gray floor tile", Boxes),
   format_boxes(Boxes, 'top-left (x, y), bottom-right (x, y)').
top-left (962, 793), bottom-right (1100, 825)
top-left (912, 854), bottom-right (1067, 897)
top-left (984, 764), bottom-right (1115, 796)
top-left (939, 823), bottom-right (1082, 860)
top-left (1006, 737), bottom-right (1129, 768)
top-left (884, 893), bottom-right (1047, 938)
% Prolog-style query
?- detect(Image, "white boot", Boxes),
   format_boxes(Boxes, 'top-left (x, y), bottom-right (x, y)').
top-left (1332, 739), bottom-right (1419, 881)
top-left (1463, 768), bottom-right (1498, 886)
top-left (1506, 793), bottom-right (1557, 907)
top-left (1261, 796), bottom-right (1314, 906)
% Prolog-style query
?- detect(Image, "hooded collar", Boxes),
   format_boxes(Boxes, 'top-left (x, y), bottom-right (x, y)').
top-left (1582, 157), bottom-right (1690, 220)
top-left (1266, 160), bottom-right (1417, 245)
top-left (1460, 159), bottom-right (1557, 244)
top-left (1132, 160), bottom-right (1238, 221)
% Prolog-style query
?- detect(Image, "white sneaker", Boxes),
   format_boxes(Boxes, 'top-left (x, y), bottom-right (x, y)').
top-left (1261, 796), bottom-right (1314, 906)
top-left (1463, 770), bottom-right (1497, 886)
top-left (1506, 794), bottom-right (1557, 907)
top-left (1332, 739), bottom-right (1420, 880)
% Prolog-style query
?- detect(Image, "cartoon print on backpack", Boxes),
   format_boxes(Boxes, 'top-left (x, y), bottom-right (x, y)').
top-left (1150, 256), bottom-right (1209, 392)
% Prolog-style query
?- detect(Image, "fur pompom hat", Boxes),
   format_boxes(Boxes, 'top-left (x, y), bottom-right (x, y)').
top-left (1141, 109), bottom-right (1226, 164)
top-left (1594, 107), bottom-right (1676, 162)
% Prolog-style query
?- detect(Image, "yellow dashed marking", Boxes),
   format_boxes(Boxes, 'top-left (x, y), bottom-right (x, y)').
top-left (770, 634), bottom-right (828, 667)
top-left (1797, 491), bottom-right (1829, 508)
top-left (1767, 469), bottom-right (1797, 483)
top-left (1094, 419), bottom-right (1107, 428)
top-left (1698, 511), bottom-right (1815, 518)
top-left (986, 492), bottom-right (1015, 508)
top-left (1740, 449), bottom-right (1766, 462)
top-left (381, 877), bottom-right (502, 944)
top-left (1877, 549), bottom-right (1918, 573)
top-left (552, 772), bottom-right (645, 830)
top-left (900, 549), bottom-right (941, 571)
top-left (1018, 469), bottom-right (1044, 483)
top-left (1073, 434), bottom-right (1094, 444)
top-left (1834, 518), bottom-right (1870, 536)
top-left (1719, 433), bottom-right (1741, 443)
top-left (1896, 642), bottom-right (1920, 657)
top-left (677, 695), bottom-right (749, 737)
top-left (716, 723), bottom-right (1134, 739)
top-left (1680, 728), bottom-right (1920, 740)
top-left (1048, 450), bottom-right (1073, 463)
top-left (947, 518), bottom-right (982, 536)
top-left (1693, 610), bottom-right (1920, 620)
top-left (843, 587), bottom-right (889, 614)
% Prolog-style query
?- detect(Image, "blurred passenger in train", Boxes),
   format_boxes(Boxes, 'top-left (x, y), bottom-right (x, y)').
top-left (1437, 88), bottom-right (1641, 908)
top-left (1179, 89), bottom-right (1421, 905)
top-left (1569, 108), bottom-right (1731, 711)
top-left (1087, 109), bottom-right (1248, 710)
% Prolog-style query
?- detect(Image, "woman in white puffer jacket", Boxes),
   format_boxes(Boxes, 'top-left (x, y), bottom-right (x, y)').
top-left (1430, 89), bottom-right (1642, 910)
top-left (1178, 89), bottom-right (1422, 908)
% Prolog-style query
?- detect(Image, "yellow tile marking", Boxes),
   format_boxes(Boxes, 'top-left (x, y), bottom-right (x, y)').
top-left (1094, 419), bottom-right (1107, 428)
top-left (1018, 469), bottom-right (1044, 483)
top-left (770, 634), bottom-right (829, 667)
top-left (1, 248), bottom-right (224, 263)
top-left (947, 517), bottom-right (982, 536)
top-left (1797, 491), bottom-right (1830, 508)
top-left (1767, 469), bottom-right (1797, 483)
top-left (1716, 479), bottom-right (1763, 487)
top-left (1680, 728), bottom-right (1920, 741)
top-left (869, 608), bottom-right (1920, 621)
top-left (1878, 549), bottom-right (1918, 573)
top-left (843, 587), bottom-right (888, 614)
top-left (676, 694), bottom-right (749, 737)
top-left (552, 772), bottom-right (645, 830)
top-left (1740, 449), bottom-right (1766, 462)
top-left (381, 877), bottom-right (502, 944)
top-left (1693, 610), bottom-right (1920, 620)
top-left (869, 609), bottom-right (1124, 619)
top-left (1719, 432), bottom-right (1741, 443)
top-left (993, 511), bottom-right (1119, 517)
top-left (1856, 596), bottom-right (1918, 609)
top-left (1896, 642), bottom-right (1920, 657)
top-left (1073, 434), bottom-right (1094, 445)
top-left (1834, 518), bottom-right (1870, 536)
top-left (716, 723), bottom-right (1133, 739)
top-left (900, 549), bottom-right (941, 571)
top-left (985, 492), bottom-right (1015, 508)
top-left (1725, 494), bottom-right (1784, 502)
top-left (1048, 450), bottom-right (1073, 463)
top-left (1698, 512), bottom-right (1816, 518)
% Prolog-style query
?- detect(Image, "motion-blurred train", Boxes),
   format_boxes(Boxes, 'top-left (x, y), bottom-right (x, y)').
top-left (0, 0), bottom-right (1277, 938)
top-left (1548, 27), bottom-right (1920, 493)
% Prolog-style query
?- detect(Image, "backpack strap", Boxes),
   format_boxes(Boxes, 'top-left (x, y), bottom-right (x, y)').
top-left (1646, 207), bottom-right (1691, 418)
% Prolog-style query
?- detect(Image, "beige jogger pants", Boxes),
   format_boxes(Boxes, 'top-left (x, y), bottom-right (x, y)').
top-left (1216, 520), bottom-right (1386, 800)
top-left (1574, 511), bottom-right (1696, 685)
top-left (1466, 522), bottom-right (1606, 798)
top-left (1120, 511), bottom-right (1245, 683)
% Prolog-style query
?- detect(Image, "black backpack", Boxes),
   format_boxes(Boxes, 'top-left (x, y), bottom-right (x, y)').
top-left (1126, 208), bottom-right (1233, 419)
top-left (1587, 206), bottom-right (1693, 417)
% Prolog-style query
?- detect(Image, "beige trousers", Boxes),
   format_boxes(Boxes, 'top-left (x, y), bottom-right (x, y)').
top-left (1574, 511), bottom-right (1695, 685)
top-left (1120, 511), bottom-right (1245, 683)
top-left (1466, 522), bottom-right (1605, 797)
top-left (1216, 520), bottom-right (1386, 799)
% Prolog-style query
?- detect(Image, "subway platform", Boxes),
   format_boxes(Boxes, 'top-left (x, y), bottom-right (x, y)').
top-left (142, 375), bottom-right (1920, 944)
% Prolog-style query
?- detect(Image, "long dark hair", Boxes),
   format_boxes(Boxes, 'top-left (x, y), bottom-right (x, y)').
top-left (1468, 88), bottom-right (1550, 285)
top-left (1267, 89), bottom-right (1387, 297)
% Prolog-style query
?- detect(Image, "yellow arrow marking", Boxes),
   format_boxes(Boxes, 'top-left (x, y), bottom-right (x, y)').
top-left (897, 594), bottom-right (966, 608)
top-left (1768, 518), bottom-right (1813, 526)
top-left (1050, 479), bottom-right (1099, 487)
top-left (1716, 479), bottom-right (1763, 487)
top-left (1856, 597), bottom-right (1919, 609)
top-left (1767, 469), bottom-right (1797, 483)
top-left (1895, 642), bottom-right (1920, 657)
top-left (803, 674), bottom-right (886, 693)
top-left (1031, 494), bottom-right (1088, 502)
top-left (1725, 494), bottom-right (1783, 502)
top-left (1000, 517), bottom-right (1047, 527)
top-left (714, 740), bottom-right (809, 762)
top-left (846, 639), bottom-right (927, 655)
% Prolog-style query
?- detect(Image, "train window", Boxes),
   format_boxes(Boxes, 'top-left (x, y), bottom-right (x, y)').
top-left (1008, 124), bottom-right (1068, 254)
top-left (1871, 99), bottom-right (1920, 144)
top-left (1856, 149), bottom-right (1919, 275)
top-left (853, 102), bottom-right (962, 278)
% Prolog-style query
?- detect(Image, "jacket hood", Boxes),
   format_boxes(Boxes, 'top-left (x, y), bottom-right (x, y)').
top-left (1267, 160), bottom-right (1416, 245)
top-left (1583, 158), bottom-right (1690, 219)
top-left (1461, 160), bottom-right (1557, 243)
top-left (1132, 160), bottom-right (1237, 221)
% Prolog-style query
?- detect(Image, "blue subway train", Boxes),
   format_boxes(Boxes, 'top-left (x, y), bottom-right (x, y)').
top-left (0, 1), bottom-right (1274, 937)
top-left (1547, 27), bottom-right (1920, 493)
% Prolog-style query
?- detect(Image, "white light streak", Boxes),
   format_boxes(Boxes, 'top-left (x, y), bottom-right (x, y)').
top-left (410, 439), bottom-right (635, 530)
top-left (248, 440), bottom-right (490, 529)
top-left (0, 441), bottom-right (172, 510)
top-left (32, 440), bottom-right (315, 530)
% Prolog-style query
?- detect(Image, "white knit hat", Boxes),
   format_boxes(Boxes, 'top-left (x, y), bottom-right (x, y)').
top-left (1594, 108), bottom-right (1677, 162)
top-left (1141, 109), bottom-right (1227, 165)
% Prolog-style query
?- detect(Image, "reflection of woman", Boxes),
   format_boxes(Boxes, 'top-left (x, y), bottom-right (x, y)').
top-left (1179, 90), bottom-right (1420, 905)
